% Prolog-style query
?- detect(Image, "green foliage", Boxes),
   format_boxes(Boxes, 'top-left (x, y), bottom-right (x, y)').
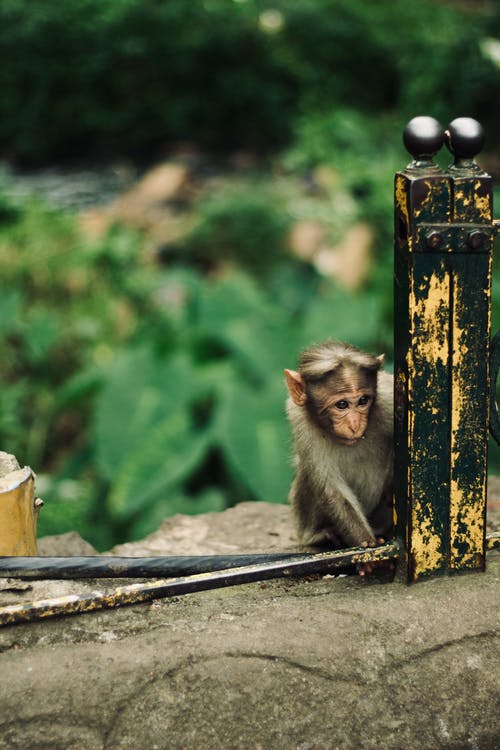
top-left (0, 0), bottom-right (498, 163)
top-left (179, 184), bottom-right (291, 276)
top-left (0, 191), bottom-right (394, 547)
top-left (0, 0), bottom-right (295, 161)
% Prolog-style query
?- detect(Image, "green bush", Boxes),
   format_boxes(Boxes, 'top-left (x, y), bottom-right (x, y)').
top-left (177, 183), bottom-right (291, 275)
top-left (0, 194), bottom-right (392, 548)
top-left (0, 0), bottom-right (498, 163)
top-left (0, 0), bottom-right (295, 162)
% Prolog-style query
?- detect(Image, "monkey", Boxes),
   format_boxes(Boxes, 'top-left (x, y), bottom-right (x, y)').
top-left (284, 339), bottom-right (393, 552)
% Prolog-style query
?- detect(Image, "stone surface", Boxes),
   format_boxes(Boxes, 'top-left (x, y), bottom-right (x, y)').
top-left (38, 530), bottom-right (98, 557)
top-left (0, 497), bottom-right (499, 750)
top-left (109, 501), bottom-right (299, 556)
top-left (0, 451), bottom-right (20, 478)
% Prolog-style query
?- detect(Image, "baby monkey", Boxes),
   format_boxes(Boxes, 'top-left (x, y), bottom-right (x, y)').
top-left (285, 339), bottom-right (393, 551)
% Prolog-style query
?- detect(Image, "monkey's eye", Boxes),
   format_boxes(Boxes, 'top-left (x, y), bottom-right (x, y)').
top-left (334, 400), bottom-right (349, 410)
top-left (358, 395), bottom-right (371, 406)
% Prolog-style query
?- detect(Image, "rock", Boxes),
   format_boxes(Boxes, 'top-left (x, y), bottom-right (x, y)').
top-left (488, 476), bottom-right (500, 532)
top-left (37, 531), bottom-right (98, 557)
top-left (0, 451), bottom-right (20, 478)
top-left (109, 501), bottom-right (298, 557)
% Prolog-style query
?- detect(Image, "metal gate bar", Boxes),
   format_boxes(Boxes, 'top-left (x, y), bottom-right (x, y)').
top-left (0, 541), bottom-right (400, 627)
top-left (394, 116), bottom-right (499, 581)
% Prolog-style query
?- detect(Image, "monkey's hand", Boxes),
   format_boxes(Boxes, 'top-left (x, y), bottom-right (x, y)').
top-left (357, 537), bottom-right (394, 577)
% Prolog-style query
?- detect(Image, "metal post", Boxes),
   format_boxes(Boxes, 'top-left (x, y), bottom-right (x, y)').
top-left (394, 116), bottom-right (497, 582)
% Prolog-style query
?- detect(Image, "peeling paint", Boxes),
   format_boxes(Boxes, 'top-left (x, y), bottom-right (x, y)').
top-left (395, 175), bottom-right (409, 228)
top-left (394, 162), bottom-right (493, 582)
top-left (413, 181), bottom-right (433, 218)
top-left (411, 497), bottom-right (445, 576)
top-left (411, 268), bottom-right (450, 367)
top-left (474, 182), bottom-right (492, 220)
top-left (448, 259), bottom-right (490, 570)
top-left (449, 477), bottom-right (485, 568)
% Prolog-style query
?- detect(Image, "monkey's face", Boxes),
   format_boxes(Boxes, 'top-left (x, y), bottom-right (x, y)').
top-left (307, 369), bottom-right (376, 445)
top-left (322, 388), bottom-right (374, 445)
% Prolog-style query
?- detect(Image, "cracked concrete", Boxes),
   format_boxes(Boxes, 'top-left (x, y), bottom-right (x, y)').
top-left (0, 501), bottom-right (499, 750)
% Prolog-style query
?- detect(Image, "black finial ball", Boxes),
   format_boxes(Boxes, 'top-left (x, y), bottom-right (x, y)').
top-left (445, 117), bottom-right (484, 159)
top-left (403, 116), bottom-right (444, 160)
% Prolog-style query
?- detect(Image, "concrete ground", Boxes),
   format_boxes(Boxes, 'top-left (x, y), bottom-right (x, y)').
top-left (0, 499), bottom-right (498, 750)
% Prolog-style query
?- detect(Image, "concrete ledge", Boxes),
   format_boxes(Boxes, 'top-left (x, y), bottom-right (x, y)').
top-left (0, 501), bottom-right (499, 750)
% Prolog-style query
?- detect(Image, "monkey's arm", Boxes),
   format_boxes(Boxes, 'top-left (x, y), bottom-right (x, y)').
top-left (291, 471), bottom-right (376, 548)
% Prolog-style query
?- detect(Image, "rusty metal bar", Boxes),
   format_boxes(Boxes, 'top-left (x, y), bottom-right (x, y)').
top-left (0, 541), bottom-right (401, 627)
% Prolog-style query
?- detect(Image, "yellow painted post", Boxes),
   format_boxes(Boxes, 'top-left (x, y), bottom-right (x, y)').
top-left (446, 119), bottom-right (493, 572)
top-left (394, 117), bottom-right (451, 580)
top-left (0, 457), bottom-right (40, 556)
top-left (394, 116), bottom-right (496, 581)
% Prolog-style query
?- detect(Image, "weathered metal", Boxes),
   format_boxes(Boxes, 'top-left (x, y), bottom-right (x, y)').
top-left (486, 531), bottom-right (500, 551)
top-left (0, 551), bottom-right (368, 580)
top-left (0, 541), bottom-right (401, 627)
top-left (394, 116), bottom-right (498, 582)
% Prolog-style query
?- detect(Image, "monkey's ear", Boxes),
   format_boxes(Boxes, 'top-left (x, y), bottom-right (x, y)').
top-left (376, 354), bottom-right (385, 367)
top-left (284, 369), bottom-right (307, 406)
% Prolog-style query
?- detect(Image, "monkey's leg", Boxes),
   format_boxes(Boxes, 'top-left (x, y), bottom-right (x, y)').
top-left (291, 473), bottom-right (375, 549)
top-left (325, 492), bottom-right (377, 548)
top-left (290, 472), bottom-right (343, 548)
top-left (299, 526), bottom-right (343, 548)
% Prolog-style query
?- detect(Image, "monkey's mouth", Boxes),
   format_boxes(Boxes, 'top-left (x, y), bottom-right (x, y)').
top-left (337, 437), bottom-right (362, 446)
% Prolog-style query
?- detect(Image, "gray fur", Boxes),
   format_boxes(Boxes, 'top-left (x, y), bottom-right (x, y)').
top-left (286, 342), bottom-right (393, 548)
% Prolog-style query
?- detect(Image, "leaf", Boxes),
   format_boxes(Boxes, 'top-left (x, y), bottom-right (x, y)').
top-left (23, 308), bottom-right (60, 363)
top-left (214, 379), bottom-right (292, 504)
top-left (53, 366), bottom-right (103, 411)
top-left (94, 347), bottom-right (202, 480)
top-left (93, 347), bottom-right (213, 520)
top-left (107, 406), bottom-right (211, 520)
top-left (196, 270), bottom-right (302, 379)
top-left (0, 289), bottom-right (22, 338)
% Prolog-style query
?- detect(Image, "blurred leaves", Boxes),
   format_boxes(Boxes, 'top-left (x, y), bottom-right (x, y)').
top-left (214, 378), bottom-right (291, 504)
top-left (179, 186), bottom-right (291, 276)
top-left (94, 349), bottom-right (212, 521)
top-left (0, 187), bottom-right (396, 546)
top-left (0, 0), bottom-right (498, 162)
top-left (0, 0), bottom-right (499, 547)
